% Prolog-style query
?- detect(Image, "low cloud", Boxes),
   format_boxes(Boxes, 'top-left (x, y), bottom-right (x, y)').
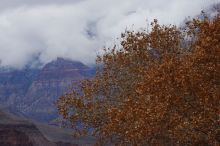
top-left (0, 0), bottom-right (218, 68)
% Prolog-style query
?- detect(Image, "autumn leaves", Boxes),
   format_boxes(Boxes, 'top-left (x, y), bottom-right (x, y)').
top-left (57, 12), bottom-right (220, 145)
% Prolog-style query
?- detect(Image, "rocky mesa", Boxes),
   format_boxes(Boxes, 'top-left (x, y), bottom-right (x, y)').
top-left (0, 58), bottom-right (95, 123)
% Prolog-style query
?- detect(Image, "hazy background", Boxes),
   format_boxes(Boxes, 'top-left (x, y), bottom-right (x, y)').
top-left (0, 0), bottom-right (219, 68)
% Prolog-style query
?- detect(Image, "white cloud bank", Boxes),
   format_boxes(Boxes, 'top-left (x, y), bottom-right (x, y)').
top-left (0, 0), bottom-right (219, 68)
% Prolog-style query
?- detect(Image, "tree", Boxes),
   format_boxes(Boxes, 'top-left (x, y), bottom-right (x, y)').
top-left (57, 12), bottom-right (220, 145)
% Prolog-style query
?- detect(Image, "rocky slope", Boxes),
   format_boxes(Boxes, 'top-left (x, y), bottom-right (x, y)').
top-left (0, 109), bottom-right (94, 146)
top-left (0, 110), bottom-right (59, 146)
top-left (0, 58), bottom-right (95, 123)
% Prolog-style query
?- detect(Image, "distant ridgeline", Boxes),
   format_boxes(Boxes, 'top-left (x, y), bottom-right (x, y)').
top-left (0, 58), bottom-right (95, 123)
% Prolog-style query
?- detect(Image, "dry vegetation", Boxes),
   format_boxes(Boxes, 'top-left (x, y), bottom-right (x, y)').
top-left (57, 11), bottom-right (220, 146)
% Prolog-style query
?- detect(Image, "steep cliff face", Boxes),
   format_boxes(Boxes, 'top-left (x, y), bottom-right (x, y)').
top-left (0, 110), bottom-right (80, 146)
top-left (0, 124), bottom-right (56, 146)
top-left (0, 58), bottom-right (95, 123)
top-left (20, 58), bottom-right (91, 122)
top-left (0, 68), bottom-right (38, 109)
top-left (0, 127), bottom-right (33, 146)
top-left (0, 110), bottom-right (56, 146)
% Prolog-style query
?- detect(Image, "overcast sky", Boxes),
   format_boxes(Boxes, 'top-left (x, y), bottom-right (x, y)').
top-left (0, 0), bottom-right (219, 68)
